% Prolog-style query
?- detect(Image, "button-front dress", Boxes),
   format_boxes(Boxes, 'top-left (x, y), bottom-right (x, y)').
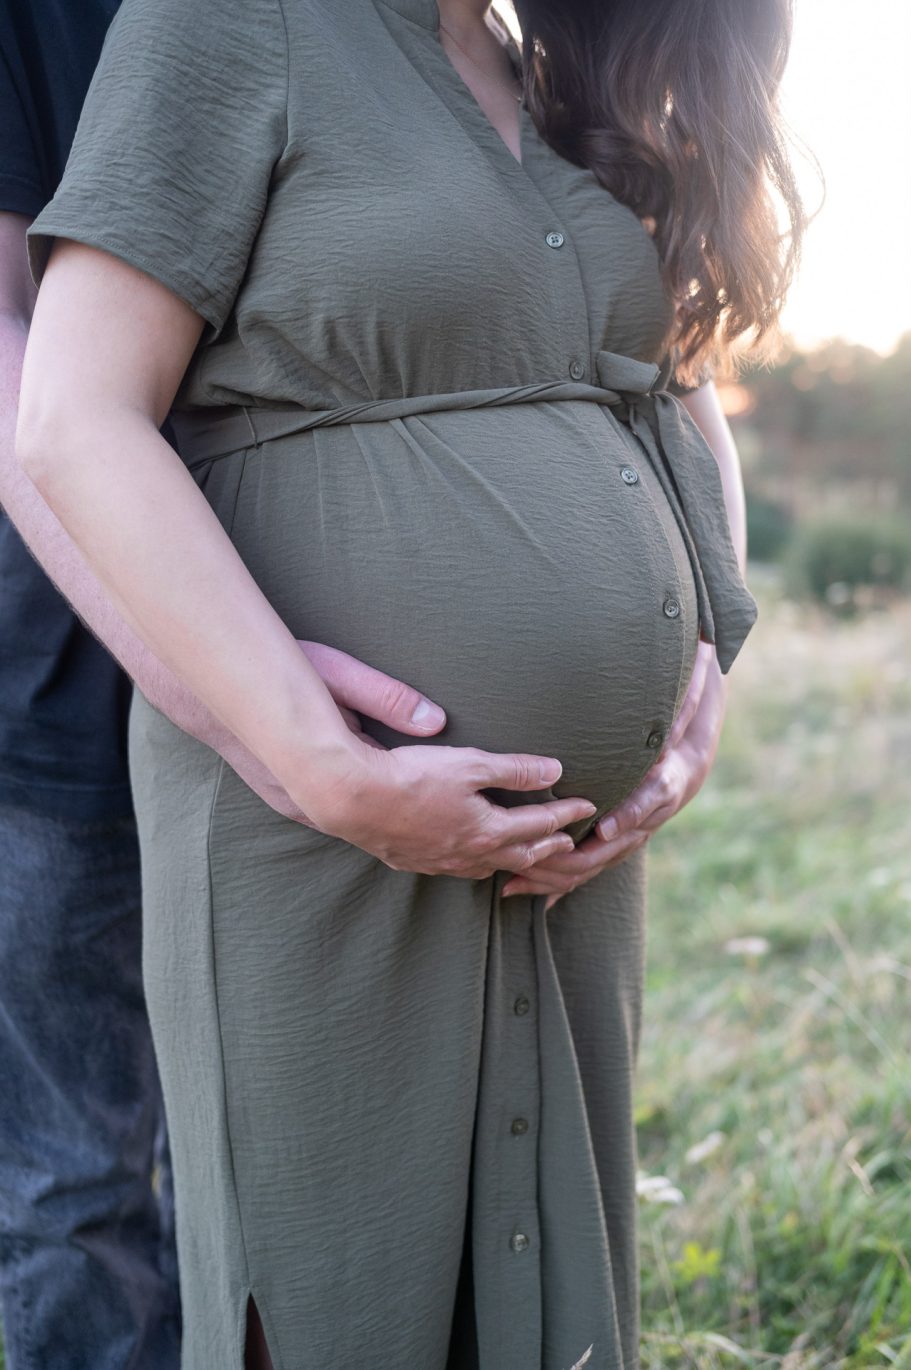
top-left (27, 0), bottom-right (758, 1365)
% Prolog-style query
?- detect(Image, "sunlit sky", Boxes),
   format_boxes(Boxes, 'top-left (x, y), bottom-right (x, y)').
top-left (500, 0), bottom-right (911, 357)
top-left (780, 0), bottom-right (911, 355)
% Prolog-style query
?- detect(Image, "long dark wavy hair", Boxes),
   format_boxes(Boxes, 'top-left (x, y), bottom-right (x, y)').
top-left (497, 0), bottom-right (807, 385)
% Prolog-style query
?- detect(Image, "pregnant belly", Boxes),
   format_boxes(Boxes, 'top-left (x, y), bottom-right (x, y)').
top-left (203, 400), bottom-right (700, 825)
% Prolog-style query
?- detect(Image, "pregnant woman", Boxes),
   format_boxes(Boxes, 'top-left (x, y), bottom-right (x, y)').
top-left (16, 0), bottom-right (802, 1365)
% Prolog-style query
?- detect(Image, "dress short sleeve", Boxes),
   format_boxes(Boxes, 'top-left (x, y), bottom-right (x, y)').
top-left (25, 0), bottom-right (289, 337)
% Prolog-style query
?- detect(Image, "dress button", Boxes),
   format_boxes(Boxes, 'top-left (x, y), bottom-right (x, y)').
top-left (663, 597), bottom-right (681, 618)
top-left (545, 230), bottom-right (565, 248)
top-left (620, 466), bottom-right (639, 484)
top-left (646, 729), bottom-right (665, 749)
top-left (569, 359), bottom-right (585, 380)
top-left (511, 1117), bottom-right (529, 1136)
top-left (513, 994), bottom-right (530, 1016)
top-left (510, 1233), bottom-right (530, 1253)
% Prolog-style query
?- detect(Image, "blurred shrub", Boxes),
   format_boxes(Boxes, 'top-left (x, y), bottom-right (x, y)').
top-left (746, 492), bottom-right (794, 562)
top-left (734, 334), bottom-right (911, 504)
top-left (783, 513), bottom-right (911, 606)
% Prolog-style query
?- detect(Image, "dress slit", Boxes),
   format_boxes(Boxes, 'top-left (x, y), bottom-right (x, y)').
top-left (447, 1190), bottom-right (480, 1368)
top-left (244, 1293), bottom-right (276, 1370)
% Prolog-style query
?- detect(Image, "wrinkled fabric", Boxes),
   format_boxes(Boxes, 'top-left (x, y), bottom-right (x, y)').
top-left (170, 348), bottom-right (756, 674)
top-left (25, 0), bottom-right (758, 1365)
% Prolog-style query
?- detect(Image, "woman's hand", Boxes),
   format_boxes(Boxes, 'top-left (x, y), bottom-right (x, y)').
top-left (288, 739), bottom-right (598, 880)
top-left (500, 641), bottom-right (726, 906)
top-left (210, 662), bottom-right (599, 875)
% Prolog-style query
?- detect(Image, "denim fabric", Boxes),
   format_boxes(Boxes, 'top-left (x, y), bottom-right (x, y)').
top-left (0, 803), bottom-right (180, 1369)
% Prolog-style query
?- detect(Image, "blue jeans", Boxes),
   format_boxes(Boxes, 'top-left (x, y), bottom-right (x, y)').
top-left (0, 803), bottom-right (181, 1369)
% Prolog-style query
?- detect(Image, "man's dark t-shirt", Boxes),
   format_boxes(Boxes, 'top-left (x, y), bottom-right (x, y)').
top-left (0, 0), bottom-right (133, 819)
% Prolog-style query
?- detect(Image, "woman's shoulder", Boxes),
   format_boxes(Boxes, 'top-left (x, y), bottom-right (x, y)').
top-left (26, 0), bottom-right (290, 332)
top-left (99, 0), bottom-right (287, 66)
top-left (80, 0), bottom-right (289, 130)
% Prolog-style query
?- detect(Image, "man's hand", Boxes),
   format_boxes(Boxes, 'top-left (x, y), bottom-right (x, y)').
top-left (222, 642), bottom-right (447, 824)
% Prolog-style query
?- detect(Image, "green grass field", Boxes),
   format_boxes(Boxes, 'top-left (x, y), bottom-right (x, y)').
top-left (637, 569), bottom-right (911, 1367)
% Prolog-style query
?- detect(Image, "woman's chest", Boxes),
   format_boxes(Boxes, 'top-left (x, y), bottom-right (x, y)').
top-left (217, 0), bottom-right (674, 397)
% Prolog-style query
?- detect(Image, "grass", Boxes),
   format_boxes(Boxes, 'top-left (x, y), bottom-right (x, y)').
top-left (637, 568), bottom-right (911, 1367)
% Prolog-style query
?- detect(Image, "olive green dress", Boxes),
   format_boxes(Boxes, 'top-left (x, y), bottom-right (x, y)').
top-left (27, 0), bottom-right (757, 1365)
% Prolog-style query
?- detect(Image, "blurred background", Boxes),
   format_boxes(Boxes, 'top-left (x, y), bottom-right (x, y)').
top-left (631, 1), bottom-right (911, 1363)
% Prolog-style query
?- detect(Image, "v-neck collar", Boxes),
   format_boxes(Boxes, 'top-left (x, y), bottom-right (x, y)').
top-left (378, 0), bottom-right (529, 171)
top-left (379, 1), bottom-right (665, 263)
top-left (434, 38), bottom-right (528, 170)
top-left (378, 0), bottom-right (522, 53)
top-left (378, 0), bottom-right (441, 32)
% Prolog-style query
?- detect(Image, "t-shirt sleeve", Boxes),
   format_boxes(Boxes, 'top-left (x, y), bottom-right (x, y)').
top-left (25, 0), bottom-right (289, 337)
top-left (0, 38), bottom-right (44, 216)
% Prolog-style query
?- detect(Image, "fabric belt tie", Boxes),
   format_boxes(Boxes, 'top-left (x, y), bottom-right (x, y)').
top-left (169, 347), bottom-right (758, 673)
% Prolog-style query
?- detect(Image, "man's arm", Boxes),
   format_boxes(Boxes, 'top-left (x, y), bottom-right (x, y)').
top-left (0, 215), bottom-right (193, 710)
top-left (0, 213), bottom-right (446, 818)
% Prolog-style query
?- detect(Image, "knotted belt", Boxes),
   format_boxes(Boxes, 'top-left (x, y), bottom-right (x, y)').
top-left (169, 348), bottom-right (758, 673)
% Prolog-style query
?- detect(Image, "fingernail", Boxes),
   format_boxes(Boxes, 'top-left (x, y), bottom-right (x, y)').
top-left (410, 698), bottom-right (445, 729)
top-left (539, 759), bottom-right (562, 784)
top-left (598, 816), bottom-right (618, 840)
top-left (579, 801), bottom-right (597, 817)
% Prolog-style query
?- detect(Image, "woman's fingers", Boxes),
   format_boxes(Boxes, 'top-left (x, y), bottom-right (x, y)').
top-left (543, 832), bottom-right (652, 910)
top-left (498, 831), bottom-right (578, 872)
top-left (595, 759), bottom-right (684, 841)
top-left (473, 749), bottom-right (565, 791)
top-left (316, 741), bottom-right (594, 880)
top-left (502, 826), bottom-right (652, 897)
top-left (502, 841), bottom-right (603, 896)
top-left (298, 640), bottom-right (447, 736)
top-left (484, 795), bottom-right (597, 874)
top-left (489, 795), bottom-right (596, 845)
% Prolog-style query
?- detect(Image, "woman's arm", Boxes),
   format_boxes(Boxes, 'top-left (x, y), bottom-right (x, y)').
top-left (677, 380), bottom-right (748, 574)
top-left (17, 238), bottom-right (595, 874)
top-left (0, 213), bottom-right (449, 823)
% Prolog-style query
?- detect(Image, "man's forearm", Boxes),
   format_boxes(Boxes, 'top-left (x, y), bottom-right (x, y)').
top-left (1, 309), bottom-right (235, 750)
